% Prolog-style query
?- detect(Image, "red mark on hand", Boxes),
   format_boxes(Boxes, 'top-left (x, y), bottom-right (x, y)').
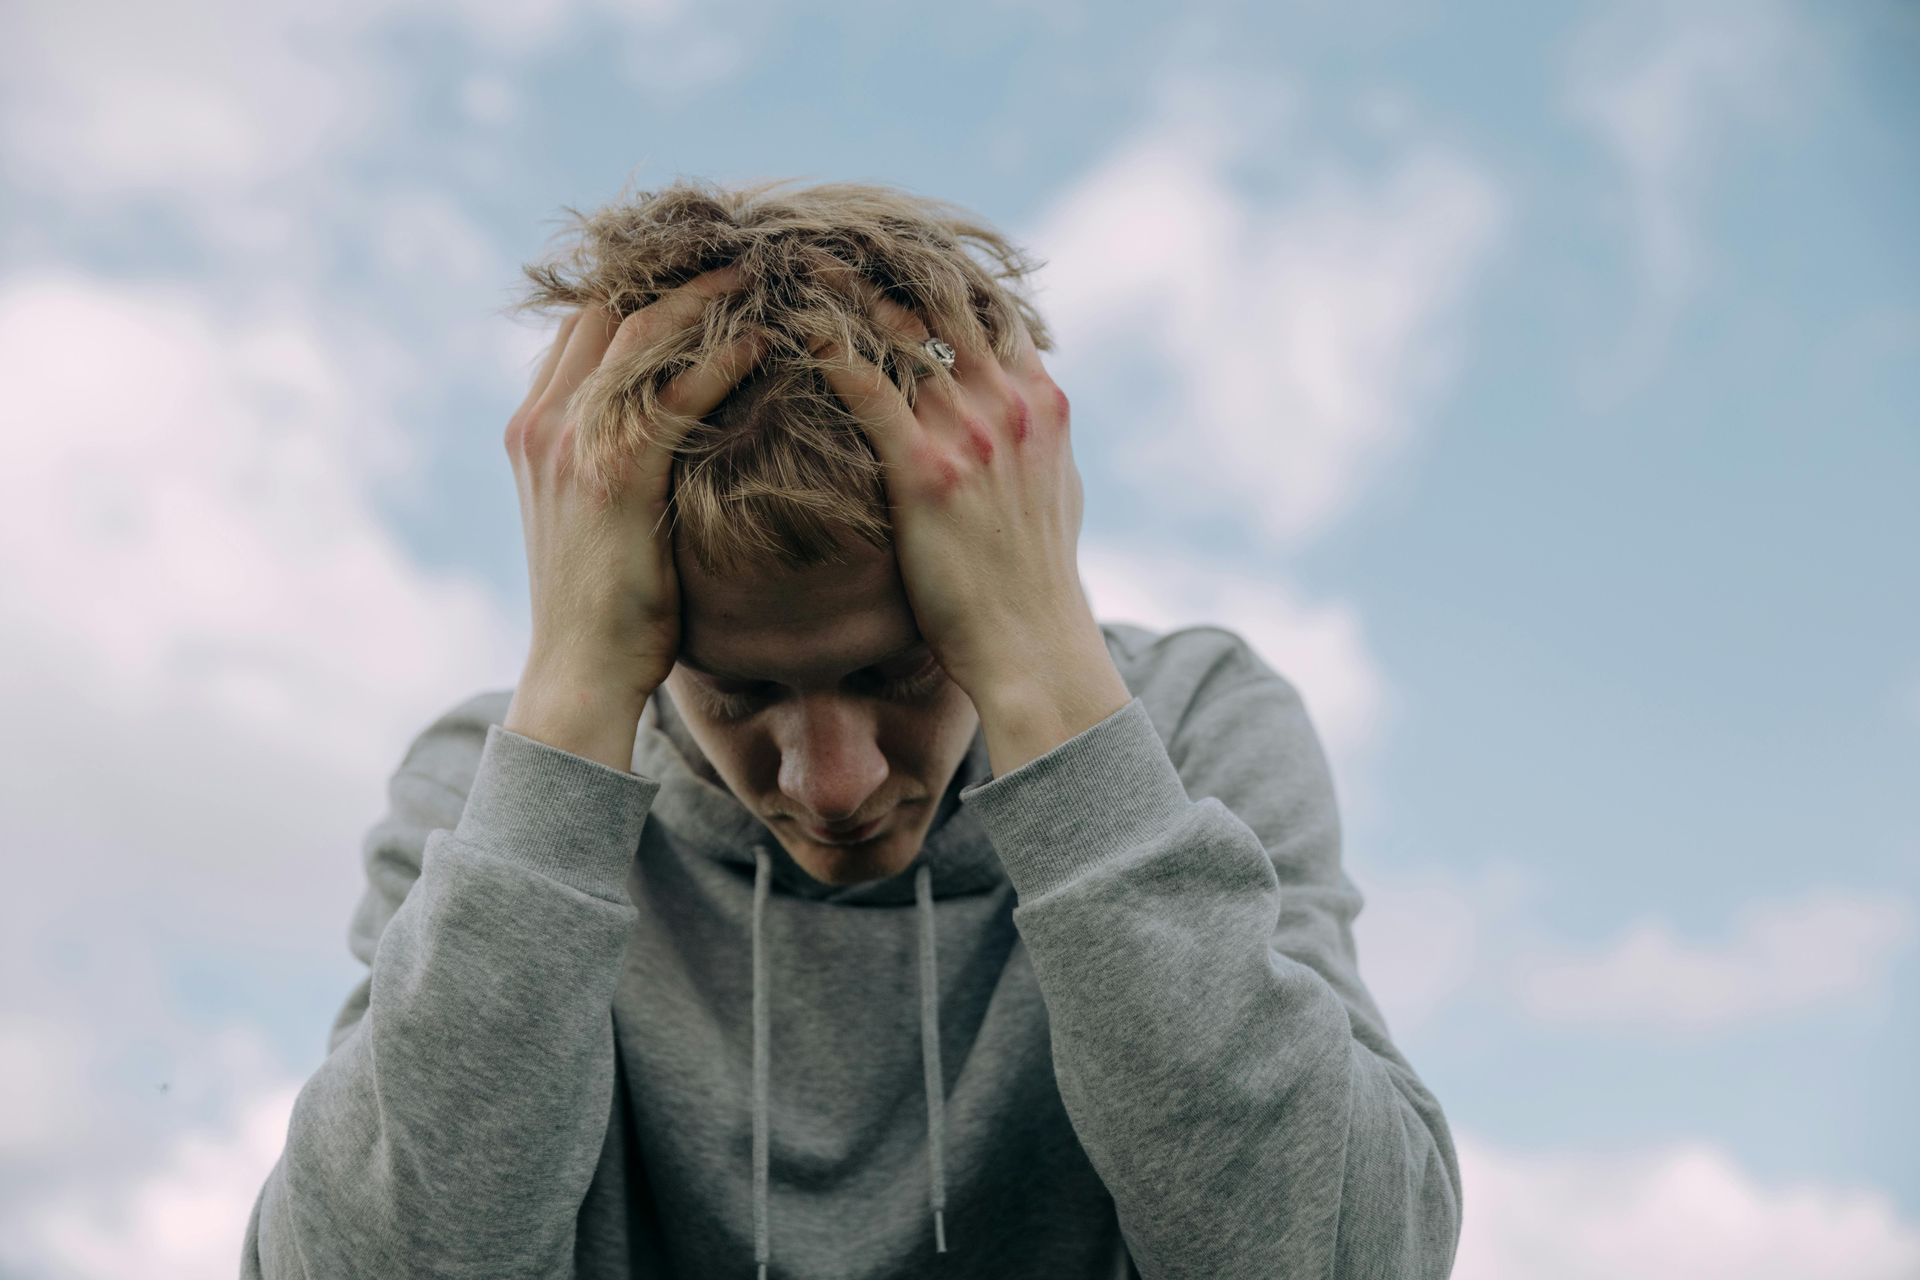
top-left (914, 439), bottom-right (963, 498)
top-left (964, 417), bottom-right (995, 464)
top-left (1007, 395), bottom-right (1032, 444)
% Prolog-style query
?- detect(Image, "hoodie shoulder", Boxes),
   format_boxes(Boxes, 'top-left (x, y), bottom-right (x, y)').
top-left (1099, 619), bottom-right (1298, 739)
top-left (392, 687), bottom-right (515, 799)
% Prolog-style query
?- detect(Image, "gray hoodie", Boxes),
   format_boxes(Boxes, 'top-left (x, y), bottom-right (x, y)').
top-left (241, 620), bottom-right (1461, 1279)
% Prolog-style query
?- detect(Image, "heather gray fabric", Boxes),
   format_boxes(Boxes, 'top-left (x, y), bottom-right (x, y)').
top-left (241, 620), bottom-right (1462, 1279)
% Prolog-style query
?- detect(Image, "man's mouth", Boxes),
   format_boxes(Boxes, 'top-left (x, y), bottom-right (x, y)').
top-left (803, 812), bottom-right (887, 844)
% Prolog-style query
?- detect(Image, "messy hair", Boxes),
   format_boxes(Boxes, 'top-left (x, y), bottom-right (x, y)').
top-left (502, 176), bottom-right (1056, 578)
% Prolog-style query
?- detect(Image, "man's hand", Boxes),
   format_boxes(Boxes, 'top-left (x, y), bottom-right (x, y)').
top-left (808, 273), bottom-right (1131, 771)
top-left (501, 267), bottom-right (769, 770)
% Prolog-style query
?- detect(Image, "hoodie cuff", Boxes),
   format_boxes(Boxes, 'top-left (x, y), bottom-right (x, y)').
top-left (450, 723), bottom-right (661, 902)
top-left (958, 697), bottom-right (1194, 902)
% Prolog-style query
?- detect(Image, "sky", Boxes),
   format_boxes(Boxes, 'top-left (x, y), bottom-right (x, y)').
top-left (1, 0), bottom-right (1916, 1276)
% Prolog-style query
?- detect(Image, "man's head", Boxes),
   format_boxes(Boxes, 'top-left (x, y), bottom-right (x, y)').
top-left (508, 176), bottom-right (1052, 885)
top-left (662, 532), bottom-right (980, 886)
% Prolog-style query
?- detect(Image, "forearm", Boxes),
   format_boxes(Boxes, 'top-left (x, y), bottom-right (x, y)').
top-left (958, 695), bottom-right (1463, 1278)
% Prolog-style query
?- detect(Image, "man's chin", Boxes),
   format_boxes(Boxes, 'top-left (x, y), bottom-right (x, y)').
top-left (785, 827), bottom-right (918, 887)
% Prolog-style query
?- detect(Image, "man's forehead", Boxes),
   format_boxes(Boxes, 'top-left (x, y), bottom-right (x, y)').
top-left (677, 632), bottom-right (929, 683)
top-left (675, 540), bottom-right (922, 682)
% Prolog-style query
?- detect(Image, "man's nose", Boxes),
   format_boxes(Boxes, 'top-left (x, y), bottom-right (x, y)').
top-left (774, 698), bottom-right (889, 822)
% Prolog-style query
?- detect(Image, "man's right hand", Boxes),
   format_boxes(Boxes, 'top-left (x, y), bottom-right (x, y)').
top-left (501, 264), bottom-right (768, 771)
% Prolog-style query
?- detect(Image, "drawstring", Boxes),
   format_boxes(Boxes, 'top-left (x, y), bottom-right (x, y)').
top-left (748, 846), bottom-right (949, 1278)
top-left (915, 860), bottom-right (949, 1255)
top-left (752, 848), bottom-right (771, 1280)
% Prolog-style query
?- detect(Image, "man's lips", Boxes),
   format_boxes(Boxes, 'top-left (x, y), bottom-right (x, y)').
top-left (803, 812), bottom-right (887, 843)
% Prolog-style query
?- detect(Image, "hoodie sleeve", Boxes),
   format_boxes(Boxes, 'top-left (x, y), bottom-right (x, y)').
top-left (240, 695), bottom-right (660, 1280)
top-left (957, 634), bottom-right (1463, 1280)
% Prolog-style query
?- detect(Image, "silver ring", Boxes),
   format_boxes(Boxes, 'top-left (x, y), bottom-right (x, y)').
top-left (922, 337), bottom-right (956, 369)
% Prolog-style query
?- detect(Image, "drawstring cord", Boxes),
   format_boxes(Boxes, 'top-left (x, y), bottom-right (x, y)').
top-left (915, 860), bottom-right (949, 1254)
top-left (752, 848), bottom-right (771, 1280)
top-left (748, 846), bottom-right (949, 1277)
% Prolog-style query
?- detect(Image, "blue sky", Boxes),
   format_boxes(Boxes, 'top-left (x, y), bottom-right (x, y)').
top-left (2, 0), bottom-right (1915, 1275)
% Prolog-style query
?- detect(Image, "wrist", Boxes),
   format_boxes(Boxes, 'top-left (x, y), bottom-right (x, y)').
top-left (504, 666), bottom-right (655, 773)
top-left (962, 618), bottom-right (1115, 714)
top-left (967, 634), bottom-right (1131, 778)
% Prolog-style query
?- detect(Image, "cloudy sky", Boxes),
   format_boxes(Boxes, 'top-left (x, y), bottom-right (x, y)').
top-left (2, 0), bottom-right (1916, 1276)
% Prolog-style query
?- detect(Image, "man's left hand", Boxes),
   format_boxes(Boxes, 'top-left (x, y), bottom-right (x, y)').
top-left (807, 274), bottom-right (1122, 730)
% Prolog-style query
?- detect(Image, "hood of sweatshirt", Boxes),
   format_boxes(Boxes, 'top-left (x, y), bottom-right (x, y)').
top-left (626, 650), bottom-right (1033, 1275)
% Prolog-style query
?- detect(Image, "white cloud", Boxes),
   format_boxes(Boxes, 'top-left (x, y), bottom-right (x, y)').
top-left (370, 188), bottom-right (510, 288)
top-left (1354, 874), bottom-right (1480, 1033)
top-left (0, 0), bottom-right (722, 271)
top-left (1515, 888), bottom-right (1916, 1030)
top-left (0, 0), bottom-right (390, 203)
top-left (0, 266), bottom-right (529, 948)
top-left (1454, 1129), bottom-right (1920, 1280)
top-left (1040, 66), bottom-right (1475, 807)
top-left (1562, 0), bottom-right (1820, 397)
top-left (2, 1057), bottom-right (300, 1280)
top-left (0, 271), bottom-right (528, 1243)
top-left (0, 273), bottom-right (523, 770)
top-left (0, 1016), bottom-right (94, 1154)
top-left (1027, 65), bottom-right (1506, 545)
top-left (1291, 856), bottom-right (1915, 1044)
top-left (1350, 860), bottom-right (1549, 1038)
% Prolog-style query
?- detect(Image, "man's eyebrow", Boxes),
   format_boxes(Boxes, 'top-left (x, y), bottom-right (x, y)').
top-left (681, 640), bottom-right (929, 682)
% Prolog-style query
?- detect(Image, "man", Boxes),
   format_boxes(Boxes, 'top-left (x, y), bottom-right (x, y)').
top-left (242, 177), bottom-right (1462, 1279)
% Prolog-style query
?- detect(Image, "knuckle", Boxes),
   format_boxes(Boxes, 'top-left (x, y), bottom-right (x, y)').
top-left (927, 460), bottom-right (963, 500)
top-left (909, 440), bottom-right (963, 500)
top-left (509, 401), bottom-right (573, 465)
top-left (961, 415), bottom-right (995, 464)
top-left (611, 306), bottom-right (662, 355)
top-left (505, 408), bottom-right (544, 458)
top-left (549, 419), bottom-right (578, 463)
top-left (1003, 392), bottom-right (1031, 444)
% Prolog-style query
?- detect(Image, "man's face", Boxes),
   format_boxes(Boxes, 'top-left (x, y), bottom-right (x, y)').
top-left (662, 534), bottom-right (980, 888)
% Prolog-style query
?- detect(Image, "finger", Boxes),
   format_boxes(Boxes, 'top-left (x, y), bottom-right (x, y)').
top-left (863, 287), bottom-right (932, 347)
top-left (1003, 313), bottom-right (1043, 377)
top-left (601, 329), bottom-right (773, 504)
top-left (604, 263), bottom-right (749, 366)
top-left (815, 262), bottom-right (1002, 411)
top-left (518, 309), bottom-right (582, 417)
top-left (540, 301), bottom-right (622, 419)
top-left (657, 328), bottom-right (774, 422)
top-left (811, 260), bottom-right (958, 362)
top-left (807, 261), bottom-right (984, 432)
top-left (808, 334), bottom-right (926, 469)
top-left (541, 265), bottom-right (750, 419)
top-left (955, 304), bottom-right (996, 364)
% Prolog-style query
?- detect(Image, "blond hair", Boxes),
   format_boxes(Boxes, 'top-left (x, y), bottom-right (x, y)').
top-left (503, 176), bottom-right (1056, 578)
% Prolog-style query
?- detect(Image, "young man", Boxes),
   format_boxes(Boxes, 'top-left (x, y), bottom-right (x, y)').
top-left (242, 178), bottom-right (1462, 1279)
